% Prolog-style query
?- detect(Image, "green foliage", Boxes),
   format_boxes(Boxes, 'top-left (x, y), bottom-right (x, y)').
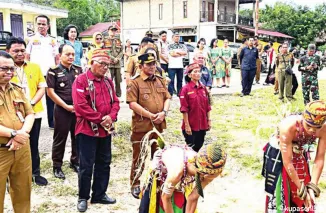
top-left (28, 0), bottom-right (120, 37)
top-left (241, 2), bottom-right (326, 48)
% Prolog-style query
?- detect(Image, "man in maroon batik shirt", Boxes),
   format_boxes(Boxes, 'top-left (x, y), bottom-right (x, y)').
top-left (72, 49), bottom-right (120, 212)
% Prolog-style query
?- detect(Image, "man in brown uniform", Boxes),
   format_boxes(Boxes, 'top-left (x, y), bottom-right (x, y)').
top-left (254, 36), bottom-right (263, 84)
top-left (127, 52), bottom-right (171, 199)
top-left (0, 51), bottom-right (35, 213)
top-left (46, 44), bottom-right (82, 179)
top-left (104, 25), bottom-right (123, 97)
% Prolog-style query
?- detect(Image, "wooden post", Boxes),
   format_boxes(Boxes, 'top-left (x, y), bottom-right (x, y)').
top-left (255, 0), bottom-right (259, 36)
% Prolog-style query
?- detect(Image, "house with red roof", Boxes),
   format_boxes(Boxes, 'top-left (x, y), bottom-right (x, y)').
top-left (79, 20), bottom-right (121, 43)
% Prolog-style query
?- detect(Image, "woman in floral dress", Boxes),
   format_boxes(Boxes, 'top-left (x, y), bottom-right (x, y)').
top-left (220, 39), bottom-right (233, 88)
top-left (208, 38), bottom-right (223, 88)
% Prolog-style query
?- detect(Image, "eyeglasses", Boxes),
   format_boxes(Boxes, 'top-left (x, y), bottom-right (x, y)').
top-left (93, 60), bottom-right (110, 68)
top-left (96, 38), bottom-right (102, 41)
top-left (0, 67), bottom-right (17, 72)
top-left (37, 23), bottom-right (47, 26)
top-left (12, 49), bottom-right (26, 54)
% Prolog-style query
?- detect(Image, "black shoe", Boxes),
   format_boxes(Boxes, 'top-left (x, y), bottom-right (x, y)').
top-left (33, 175), bottom-right (48, 186)
top-left (222, 84), bottom-right (226, 87)
top-left (256, 81), bottom-right (260, 84)
top-left (70, 163), bottom-right (79, 173)
top-left (53, 167), bottom-right (65, 180)
top-left (131, 186), bottom-right (141, 199)
top-left (91, 194), bottom-right (116, 204)
top-left (274, 91), bottom-right (279, 95)
top-left (77, 199), bottom-right (87, 212)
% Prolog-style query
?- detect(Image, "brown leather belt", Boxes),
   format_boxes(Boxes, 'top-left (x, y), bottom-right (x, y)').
top-left (0, 144), bottom-right (9, 148)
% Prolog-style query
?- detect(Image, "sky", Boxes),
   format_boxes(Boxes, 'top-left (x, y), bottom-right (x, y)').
top-left (240, 0), bottom-right (325, 9)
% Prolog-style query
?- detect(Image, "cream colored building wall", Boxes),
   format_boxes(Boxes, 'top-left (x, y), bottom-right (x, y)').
top-left (122, 0), bottom-right (150, 29)
top-left (173, 0), bottom-right (199, 27)
top-left (150, 0), bottom-right (173, 28)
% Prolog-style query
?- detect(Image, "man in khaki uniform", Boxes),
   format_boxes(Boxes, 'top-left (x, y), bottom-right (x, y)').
top-left (104, 25), bottom-right (123, 97)
top-left (0, 51), bottom-right (35, 213)
top-left (125, 37), bottom-right (166, 85)
top-left (276, 43), bottom-right (294, 101)
top-left (126, 52), bottom-right (171, 199)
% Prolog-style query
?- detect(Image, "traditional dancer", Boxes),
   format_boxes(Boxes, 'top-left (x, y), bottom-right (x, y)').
top-left (138, 129), bottom-right (227, 213)
top-left (262, 100), bottom-right (326, 213)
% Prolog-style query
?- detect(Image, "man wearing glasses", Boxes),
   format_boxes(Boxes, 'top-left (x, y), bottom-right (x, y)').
top-left (7, 37), bottom-right (48, 186)
top-left (46, 44), bottom-right (82, 180)
top-left (26, 15), bottom-right (59, 130)
top-left (72, 49), bottom-right (120, 212)
top-left (0, 50), bottom-right (35, 213)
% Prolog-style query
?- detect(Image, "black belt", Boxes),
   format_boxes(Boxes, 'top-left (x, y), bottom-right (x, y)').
top-left (0, 144), bottom-right (9, 148)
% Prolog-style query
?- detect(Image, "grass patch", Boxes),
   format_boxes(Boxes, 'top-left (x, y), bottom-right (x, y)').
top-left (319, 181), bottom-right (326, 190)
top-left (53, 184), bottom-right (78, 197)
top-left (238, 154), bottom-right (262, 172)
top-left (36, 201), bottom-right (60, 213)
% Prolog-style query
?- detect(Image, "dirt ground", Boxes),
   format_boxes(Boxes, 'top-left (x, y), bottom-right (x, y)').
top-left (3, 81), bottom-right (326, 213)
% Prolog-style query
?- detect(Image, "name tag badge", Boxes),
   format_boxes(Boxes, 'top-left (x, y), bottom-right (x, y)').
top-left (57, 74), bottom-right (65, 77)
top-left (16, 111), bottom-right (25, 123)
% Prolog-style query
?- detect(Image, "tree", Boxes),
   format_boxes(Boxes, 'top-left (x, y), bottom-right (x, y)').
top-left (240, 2), bottom-right (326, 48)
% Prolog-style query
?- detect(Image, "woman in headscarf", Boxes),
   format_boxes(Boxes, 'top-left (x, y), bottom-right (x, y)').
top-left (87, 32), bottom-right (104, 65)
top-left (62, 24), bottom-right (83, 66)
top-left (262, 100), bottom-right (326, 213)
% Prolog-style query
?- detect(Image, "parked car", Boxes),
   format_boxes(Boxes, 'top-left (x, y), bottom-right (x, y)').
top-left (228, 43), bottom-right (241, 68)
top-left (183, 42), bottom-right (196, 66)
top-left (0, 31), bottom-right (12, 51)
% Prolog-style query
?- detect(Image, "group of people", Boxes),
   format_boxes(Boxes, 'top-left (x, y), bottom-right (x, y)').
top-left (0, 13), bottom-right (325, 213)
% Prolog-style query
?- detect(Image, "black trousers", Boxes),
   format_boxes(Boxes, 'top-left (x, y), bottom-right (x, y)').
top-left (77, 133), bottom-right (112, 200)
top-left (241, 69), bottom-right (256, 95)
top-left (265, 64), bottom-right (276, 84)
top-left (160, 63), bottom-right (168, 73)
top-left (182, 130), bottom-right (207, 152)
top-left (45, 76), bottom-right (54, 128)
top-left (52, 104), bottom-right (78, 167)
top-left (292, 73), bottom-right (298, 96)
top-left (30, 118), bottom-right (42, 176)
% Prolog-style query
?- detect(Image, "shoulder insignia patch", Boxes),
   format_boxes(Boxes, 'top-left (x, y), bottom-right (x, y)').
top-left (131, 73), bottom-right (140, 80)
top-left (48, 71), bottom-right (56, 76)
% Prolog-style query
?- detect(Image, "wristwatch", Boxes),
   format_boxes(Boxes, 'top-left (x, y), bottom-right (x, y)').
top-left (163, 110), bottom-right (168, 117)
top-left (10, 130), bottom-right (17, 138)
top-left (30, 100), bottom-right (35, 106)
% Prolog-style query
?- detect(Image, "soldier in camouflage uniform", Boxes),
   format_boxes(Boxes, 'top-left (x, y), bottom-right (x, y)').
top-left (298, 44), bottom-right (321, 105)
top-left (104, 25), bottom-right (123, 97)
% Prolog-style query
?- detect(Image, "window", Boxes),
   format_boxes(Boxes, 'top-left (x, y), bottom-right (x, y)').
top-left (183, 1), bottom-right (187, 18)
top-left (202, 1), bottom-right (206, 19)
top-left (159, 4), bottom-right (163, 20)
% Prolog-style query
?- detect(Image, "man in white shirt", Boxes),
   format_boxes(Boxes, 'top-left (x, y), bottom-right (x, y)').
top-left (26, 15), bottom-right (59, 129)
top-left (157, 30), bottom-right (169, 73)
top-left (167, 32), bottom-right (187, 96)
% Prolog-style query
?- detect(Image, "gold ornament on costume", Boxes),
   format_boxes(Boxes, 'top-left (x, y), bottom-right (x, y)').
top-left (303, 100), bottom-right (326, 128)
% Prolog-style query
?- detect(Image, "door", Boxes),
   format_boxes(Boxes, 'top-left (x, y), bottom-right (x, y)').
top-left (10, 14), bottom-right (24, 38)
top-left (208, 3), bottom-right (214, 22)
top-left (0, 13), bottom-right (3, 31)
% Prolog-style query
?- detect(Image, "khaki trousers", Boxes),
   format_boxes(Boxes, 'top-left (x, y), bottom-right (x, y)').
top-left (274, 70), bottom-right (279, 92)
top-left (256, 59), bottom-right (262, 82)
top-left (278, 70), bottom-right (293, 99)
top-left (130, 132), bottom-right (158, 188)
top-left (0, 144), bottom-right (32, 213)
